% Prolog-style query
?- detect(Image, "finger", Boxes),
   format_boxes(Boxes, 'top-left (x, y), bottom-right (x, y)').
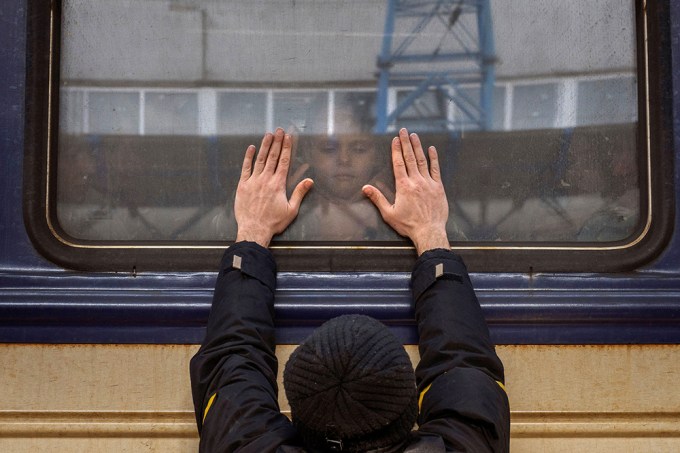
top-left (391, 136), bottom-right (408, 182)
top-left (275, 133), bottom-right (293, 178)
top-left (410, 132), bottom-right (429, 177)
top-left (428, 146), bottom-right (442, 182)
top-left (289, 178), bottom-right (314, 212)
top-left (399, 128), bottom-right (418, 176)
top-left (264, 128), bottom-right (285, 173)
top-left (253, 132), bottom-right (274, 174)
top-left (362, 184), bottom-right (392, 218)
top-left (240, 145), bottom-right (256, 181)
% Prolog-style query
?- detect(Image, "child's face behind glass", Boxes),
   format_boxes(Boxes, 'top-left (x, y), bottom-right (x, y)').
top-left (308, 134), bottom-right (378, 201)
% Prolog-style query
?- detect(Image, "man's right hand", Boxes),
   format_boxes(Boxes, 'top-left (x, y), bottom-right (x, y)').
top-left (362, 128), bottom-right (450, 256)
top-left (234, 128), bottom-right (313, 248)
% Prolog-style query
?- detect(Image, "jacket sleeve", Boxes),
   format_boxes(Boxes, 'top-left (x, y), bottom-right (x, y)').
top-left (411, 249), bottom-right (510, 452)
top-left (189, 241), bottom-right (299, 453)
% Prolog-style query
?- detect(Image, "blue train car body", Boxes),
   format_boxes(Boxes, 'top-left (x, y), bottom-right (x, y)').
top-left (1, 0), bottom-right (680, 346)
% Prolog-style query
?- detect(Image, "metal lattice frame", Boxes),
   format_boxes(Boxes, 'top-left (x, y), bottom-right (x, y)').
top-left (375, 0), bottom-right (496, 132)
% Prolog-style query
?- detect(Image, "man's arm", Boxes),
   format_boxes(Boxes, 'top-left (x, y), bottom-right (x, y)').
top-left (411, 249), bottom-right (509, 452)
top-left (190, 129), bottom-right (312, 452)
top-left (364, 128), bottom-right (510, 452)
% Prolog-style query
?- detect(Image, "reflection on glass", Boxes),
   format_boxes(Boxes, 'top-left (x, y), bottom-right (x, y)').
top-left (448, 125), bottom-right (639, 241)
top-left (218, 92), bottom-right (267, 134)
top-left (273, 92), bottom-right (328, 134)
top-left (57, 0), bottom-right (642, 244)
top-left (397, 90), bottom-right (445, 119)
top-left (395, 90), bottom-right (448, 132)
top-left (88, 92), bottom-right (139, 134)
top-left (59, 90), bottom-right (85, 134)
top-left (145, 92), bottom-right (198, 135)
top-left (333, 92), bottom-right (376, 134)
top-left (512, 84), bottom-right (558, 130)
top-left (577, 78), bottom-right (637, 126)
top-left (455, 86), bottom-right (506, 131)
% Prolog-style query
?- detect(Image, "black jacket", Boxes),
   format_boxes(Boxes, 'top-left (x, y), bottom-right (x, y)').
top-left (190, 242), bottom-right (510, 452)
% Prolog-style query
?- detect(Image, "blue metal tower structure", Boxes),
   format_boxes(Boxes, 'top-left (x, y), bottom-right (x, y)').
top-left (375, 0), bottom-right (496, 133)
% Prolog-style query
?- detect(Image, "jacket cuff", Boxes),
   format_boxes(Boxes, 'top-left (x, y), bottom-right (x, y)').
top-left (220, 241), bottom-right (277, 292)
top-left (418, 367), bottom-right (509, 442)
top-left (410, 248), bottom-right (469, 302)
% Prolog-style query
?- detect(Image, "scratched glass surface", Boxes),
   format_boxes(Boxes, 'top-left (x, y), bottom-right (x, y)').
top-left (57, 0), bottom-right (640, 243)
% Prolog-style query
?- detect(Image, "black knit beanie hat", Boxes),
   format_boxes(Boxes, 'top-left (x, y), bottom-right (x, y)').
top-left (284, 315), bottom-right (418, 452)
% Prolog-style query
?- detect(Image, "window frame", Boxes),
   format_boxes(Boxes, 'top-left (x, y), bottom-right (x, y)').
top-left (23, 0), bottom-right (675, 273)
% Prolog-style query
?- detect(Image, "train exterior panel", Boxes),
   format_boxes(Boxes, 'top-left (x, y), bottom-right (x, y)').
top-left (1, 0), bottom-right (680, 451)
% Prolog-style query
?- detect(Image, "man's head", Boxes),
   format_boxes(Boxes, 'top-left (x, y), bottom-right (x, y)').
top-left (284, 315), bottom-right (418, 452)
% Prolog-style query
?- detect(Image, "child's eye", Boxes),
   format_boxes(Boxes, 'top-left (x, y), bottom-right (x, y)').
top-left (350, 143), bottom-right (371, 154)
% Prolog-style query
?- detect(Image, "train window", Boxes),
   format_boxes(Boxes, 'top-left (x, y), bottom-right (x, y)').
top-left (24, 0), bottom-right (673, 271)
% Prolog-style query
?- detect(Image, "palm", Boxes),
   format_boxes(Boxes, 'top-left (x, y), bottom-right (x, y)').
top-left (234, 129), bottom-right (313, 247)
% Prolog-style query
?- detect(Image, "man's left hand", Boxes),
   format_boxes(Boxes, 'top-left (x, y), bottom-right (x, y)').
top-left (234, 128), bottom-right (314, 248)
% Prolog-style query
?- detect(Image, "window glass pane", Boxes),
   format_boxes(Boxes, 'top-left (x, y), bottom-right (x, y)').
top-left (273, 92), bottom-right (328, 134)
top-left (512, 84), bottom-right (558, 130)
top-left (333, 91), bottom-right (376, 134)
top-left (145, 92), bottom-right (198, 135)
top-left (491, 86), bottom-right (506, 131)
top-left (218, 92), bottom-right (267, 134)
top-left (87, 92), bottom-right (139, 134)
top-left (577, 77), bottom-right (637, 126)
top-left (454, 86), bottom-right (506, 131)
top-left (395, 90), bottom-right (448, 132)
top-left (59, 89), bottom-right (84, 134)
top-left (396, 90), bottom-right (444, 119)
top-left (56, 0), bottom-right (641, 245)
